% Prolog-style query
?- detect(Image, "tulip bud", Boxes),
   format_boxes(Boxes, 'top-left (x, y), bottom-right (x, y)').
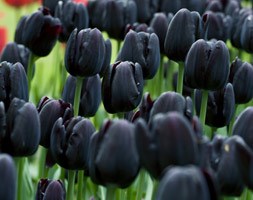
top-left (229, 58), bottom-right (253, 104)
top-left (42, 0), bottom-right (68, 16)
top-left (65, 28), bottom-right (106, 77)
top-left (156, 165), bottom-right (218, 200)
top-left (36, 179), bottom-right (66, 200)
top-left (102, 61), bottom-right (144, 114)
top-left (0, 61), bottom-right (28, 109)
top-left (14, 7), bottom-right (62, 57)
top-left (38, 96), bottom-right (73, 148)
top-left (0, 154), bottom-right (16, 200)
top-left (62, 74), bottom-right (101, 117)
top-left (117, 30), bottom-right (160, 79)
top-left (0, 42), bottom-right (31, 73)
top-left (50, 116), bottom-right (95, 170)
top-left (185, 39), bottom-right (230, 90)
top-left (240, 14), bottom-right (253, 53)
top-left (195, 83), bottom-right (235, 127)
top-left (89, 119), bottom-right (139, 188)
top-left (1, 98), bottom-right (40, 156)
top-left (55, 1), bottom-right (89, 42)
top-left (158, 0), bottom-right (181, 14)
top-left (164, 8), bottom-right (202, 62)
top-left (135, 112), bottom-right (198, 179)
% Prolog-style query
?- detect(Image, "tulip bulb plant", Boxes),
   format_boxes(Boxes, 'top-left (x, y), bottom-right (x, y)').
top-left (2, 1), bottom-right (253, 200)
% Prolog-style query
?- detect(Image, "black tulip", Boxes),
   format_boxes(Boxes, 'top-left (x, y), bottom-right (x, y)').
top-left (38, 96), bottom-right (73, 148)
top-left (205, 0), bottom-right (223, 12)
top-left (99, 39), bottom-right (112, 78)
top-left (36, 179), bottom-right (66, 200)
top-left (14, 7), bottom-right (62, 57)
top-left (117, 30), bottom-right (160, 79)
top-left (42, 0), bottom-right (68, 16)
top-left (0, 42), bottom-right (31, 73)
top-left (65, 28), bottom-right (106, 77)
top-left (240, 14), bottom-right (253, 53)
top-left (0, 61), bottom-right (28, 109)
top-left (158, 0), bottom-right (181, 14)
top-left (62, 74), bottom-right (101, 117)
top-left (232, 106), bottom-right (253, 150)
top-left (102, 61), bottom-right (144, 114)
top-left (185, 39), bottom-right (230, 90)
top-left (89, 119), bottom-right (139, 188)
top-left (50, 116), bottom-right (95, 170)
top-left (1, 98), bottom-right (40, 156)
top-left (224, 0), bottom-right (241, 16)
top-left (164, 8), bottom-right (202, 62)
top-left (125, 22), bottom-right (151, 34)
top-left (87, 0), bottom-right (106, 31)
top-left (135, 112), bottom-right (198, 179)
top-left (149, 12), bottom-right (172, 54)
top-left (55, 1), bottom-right (89, 42)
top-left (229, 57), bottom-right (253, 104)
top-left (149, 91), bottom-right (193, 121)
top-left (195, 83), bottom-right (235, 127)
top-left (156, 165), bottom-right (217, 200)
top-left (0, 102), bottom-right (6, 149)
top-left (209, 135), bottom-right (245, 196)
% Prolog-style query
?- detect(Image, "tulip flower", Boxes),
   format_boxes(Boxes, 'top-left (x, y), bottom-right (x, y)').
top-left (156, 165), bottom-right (218, 200)
top-left (0, 27), bottom-right (7, 54)
top-left (55, 1), bottom-right (89, 42)
top-left (117, 30), bottom-right (160, 79)
top-left (89, 119), bottom-right (139, 188)
top-left (0, 42), bottom-right (31, 73)
top-left (62, 74), bottom-right (101, 117)
top-left (102, 61), bottom-right (144, 114)
top-left (36, 179), bottom-right (66, 200)
top-left (241, 14), bottom-right (253, 53)
top-left (42, 0), bottom-right (68, 16)
top-left (229, 57), bottom-right (253, 104)
top-left (4, 0), bottom-right (38, 7)
top-left (135, 112), bottom-right (198, 179)
top-left (0, 154), bottom-right (16, 200)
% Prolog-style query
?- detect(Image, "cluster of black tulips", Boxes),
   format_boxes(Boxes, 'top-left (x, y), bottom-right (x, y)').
top-left (2, 0), bottom-right (253, 199)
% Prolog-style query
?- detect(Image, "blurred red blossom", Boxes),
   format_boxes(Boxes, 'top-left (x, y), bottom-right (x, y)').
top-left (4, 0), bottom-right (39, 7)
top-left (73, 0), bottom-right (88, 6)
top-left (0, 27), bottom-right (7, 54)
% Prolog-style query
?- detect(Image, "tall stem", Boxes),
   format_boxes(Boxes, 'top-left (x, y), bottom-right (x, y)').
top-left (66, 170), bottom-right (76, 200)
top-left (106, 187), bottom-right (116, 200)
top-left (199, 90), bottom-right (209, 136)
top-left (27, 53), bottom-right (37, 94)
top-left (228, 105), bottom-right (238, 136)
top-left (38, 146), bottom-right (48, 179)
top-left (77, 171), bottom-right (85, 200)
top-left (177, 62), bottom-right (184, 94)
top-left (17, 157), bottom-right (25, 200)
top-left (73, 77), bottom-right (83, 116)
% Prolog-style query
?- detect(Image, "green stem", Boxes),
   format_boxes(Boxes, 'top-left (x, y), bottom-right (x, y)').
top-left (66, 170), bottom-right (76, 200)
top-left (228, 105), bottom-right (238, 136)
top-left (38, 146), bottom-right (48, 179)
top-left (106, 187), bottom-right (116, 200)
top-left (77, 171), bottom-right (85, 200)
top-left (177, 62), bottom-right (184, 94)
top-left (136, 170), bottom-right (146, 200)
top-left (74, 77), bottom-right (83, 116)
top-left (17, 157), bottom-right (25, 200)
top-left (199, 90), bottom-right (209, 136)
top-left (27, 53), bottom-right (37, 95)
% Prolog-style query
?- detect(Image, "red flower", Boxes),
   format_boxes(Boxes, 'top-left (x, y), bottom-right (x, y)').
top-left (4, 0), bottom-right (39, 7)
top-left (0, 27), bottom-right (7, 54)
top-left (73, 0), bottom-right (88, 6)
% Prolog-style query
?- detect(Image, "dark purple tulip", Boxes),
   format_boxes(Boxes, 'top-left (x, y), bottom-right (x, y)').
top-left (65, 28), bottom-right (106, 77)
top-left (55, 1), bottom-right (89, 42)
top-left (195, 83), bottom-right (235, 127)
top-left (14, 7), bottom-right (62, 57)
top-left (42, 0), bottom-right (68, 16)
top-left (0, 61), bottom-right (28, 109)
top-left (172, 72), bottom-right (194, 97)
top-left (0, 102), bottom-right (5, 148)
top-left (87, 0), bottom-right (106, 31)
top-left (135, 112), bottom-right (198, 179)
top-left (102, 61), bottom-right (144, 114)
top-left (205, 0), bottom-right (223, 12)
top-left (185, 39), bottom-right (230, 90)
top-left (62, 74), bottom-right (101, 117)
top-left (164, 8), bottom-right (202, 62)
top-left (0, 154), bottom-right (16, 200)
top-left (149, 91), bottom-right (193, 121)
top-left (99, 39), bottom-right (112, 78)
top-left (125, 22), bottom-right (151, 34)
top-left (156, 165), bottom-right (218, 200)
top-left (229, 58), bottom-right (253, 104)
top-left (224, 0), bottom-right (241, 16)
top-left (36, 179), bottom-right (66, 200)
top-left (50, 116), bottom-right (95, 170)
top-left (1, 98), bottom-right (40, 156)
top-left (240, 14), bottom-right (253, 53)
top-left (89, 119), bottom-right (139, 188)
top-left (0, 42), bottom-right (31, 73)
top-left (158, 0), bottom-right (181, 14)
top-left (149, 12), bottom-right (172, 54)
top-left (202, 11), bottom-right (232, 41)
top-left (37, 96), bottom-right (73, 148)
top-left (209, 135), bottom-right (245, 196)
top-left (132, 0), bottom-right (158, 23)
top-left (117, 30), bottom-right (160, 79)
top-left (232, 107), bottom-right (253, 150)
